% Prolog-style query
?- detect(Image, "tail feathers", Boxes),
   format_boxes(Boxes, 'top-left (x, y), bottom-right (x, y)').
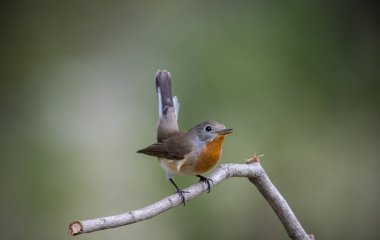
top-left (155, 70), bottom-right (174, 117)
top-left (155, 70), bottom-right (180, 141)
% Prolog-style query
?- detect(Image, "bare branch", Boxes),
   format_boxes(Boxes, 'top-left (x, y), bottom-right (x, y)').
top-left (68, 158), bottom-right (313, 239)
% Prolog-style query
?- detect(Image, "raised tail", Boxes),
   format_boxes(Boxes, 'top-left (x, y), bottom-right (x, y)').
top-left (155, 70), bottom-right (180, 141)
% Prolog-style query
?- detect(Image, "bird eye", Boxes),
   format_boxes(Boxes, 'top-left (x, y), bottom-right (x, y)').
top-left (205, 125), bottom-right (212, 132)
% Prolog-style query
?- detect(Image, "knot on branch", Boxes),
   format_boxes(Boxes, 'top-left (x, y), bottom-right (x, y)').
top-left (246, 153), bottom-right (264, 164)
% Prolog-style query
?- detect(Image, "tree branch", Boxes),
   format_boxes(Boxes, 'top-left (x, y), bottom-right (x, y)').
top-left (68, 156), bottom-right (313, 239)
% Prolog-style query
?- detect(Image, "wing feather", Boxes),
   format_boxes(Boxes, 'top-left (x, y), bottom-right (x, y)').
top-left (137, 134), bottom-right (192, 160)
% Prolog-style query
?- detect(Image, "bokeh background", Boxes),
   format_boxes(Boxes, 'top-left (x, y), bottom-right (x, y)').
top-left (1, 1), bottom-right (379, 239)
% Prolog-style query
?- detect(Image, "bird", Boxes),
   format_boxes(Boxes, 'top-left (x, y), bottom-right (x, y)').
top-left (137, 70), bottom-right (233, 205)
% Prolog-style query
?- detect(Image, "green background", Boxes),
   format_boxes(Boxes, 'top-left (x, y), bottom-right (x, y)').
top-left (1, 1), bottom-right (379, 239)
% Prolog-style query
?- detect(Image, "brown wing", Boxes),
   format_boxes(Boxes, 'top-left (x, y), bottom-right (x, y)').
top-left (137, 133), bottom-right (192, 160)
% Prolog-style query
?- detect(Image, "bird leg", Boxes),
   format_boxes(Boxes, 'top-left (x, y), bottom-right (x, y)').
top-left (196, 175), bottom-right (213, 193)
top-left (169, 178), bottom-right (188, 206)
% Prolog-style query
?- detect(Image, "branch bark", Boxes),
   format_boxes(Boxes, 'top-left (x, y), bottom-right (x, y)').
top-left (68, 156), bottom-right (313, 239)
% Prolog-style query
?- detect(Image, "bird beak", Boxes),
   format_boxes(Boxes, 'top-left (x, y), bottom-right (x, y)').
top-left (216, 128), bottom-right (233, 135)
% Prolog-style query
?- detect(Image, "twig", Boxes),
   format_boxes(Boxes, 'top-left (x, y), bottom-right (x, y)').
top-left (68, 156), bottom-right (313, 239)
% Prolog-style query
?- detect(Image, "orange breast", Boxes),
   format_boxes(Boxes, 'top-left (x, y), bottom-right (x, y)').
top-left (194, 135), bottom-right (225, 173)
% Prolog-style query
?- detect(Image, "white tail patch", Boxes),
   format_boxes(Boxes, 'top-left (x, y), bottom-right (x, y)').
top-left (157, 87), bottom-right (163, 118)
top-left (173, 96), bottom-right (180, 121)
top-left (157, 86), bottom-right (180, 121)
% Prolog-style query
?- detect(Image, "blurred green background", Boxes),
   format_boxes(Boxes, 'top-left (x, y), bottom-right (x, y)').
top-left (1, 1), bottom-right (379, 239)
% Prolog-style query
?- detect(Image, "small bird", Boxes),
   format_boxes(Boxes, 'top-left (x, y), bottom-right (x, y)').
top-left (137, 70), bottom-right (232, 205)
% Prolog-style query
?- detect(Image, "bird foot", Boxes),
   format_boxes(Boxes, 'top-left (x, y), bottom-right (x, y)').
top-left (169, 178), bottom-right (188, 206)
top-left (175, 188), bottom-right (189, 206)
top-left (197, 175), bottom-right (213, 193)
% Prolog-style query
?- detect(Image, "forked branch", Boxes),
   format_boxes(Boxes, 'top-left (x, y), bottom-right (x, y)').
top-left (68, 156), bottom-right (314, 240)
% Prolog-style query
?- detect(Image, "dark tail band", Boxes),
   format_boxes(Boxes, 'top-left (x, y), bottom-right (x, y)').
top-left (155, 70), bottom-right (174, 116)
